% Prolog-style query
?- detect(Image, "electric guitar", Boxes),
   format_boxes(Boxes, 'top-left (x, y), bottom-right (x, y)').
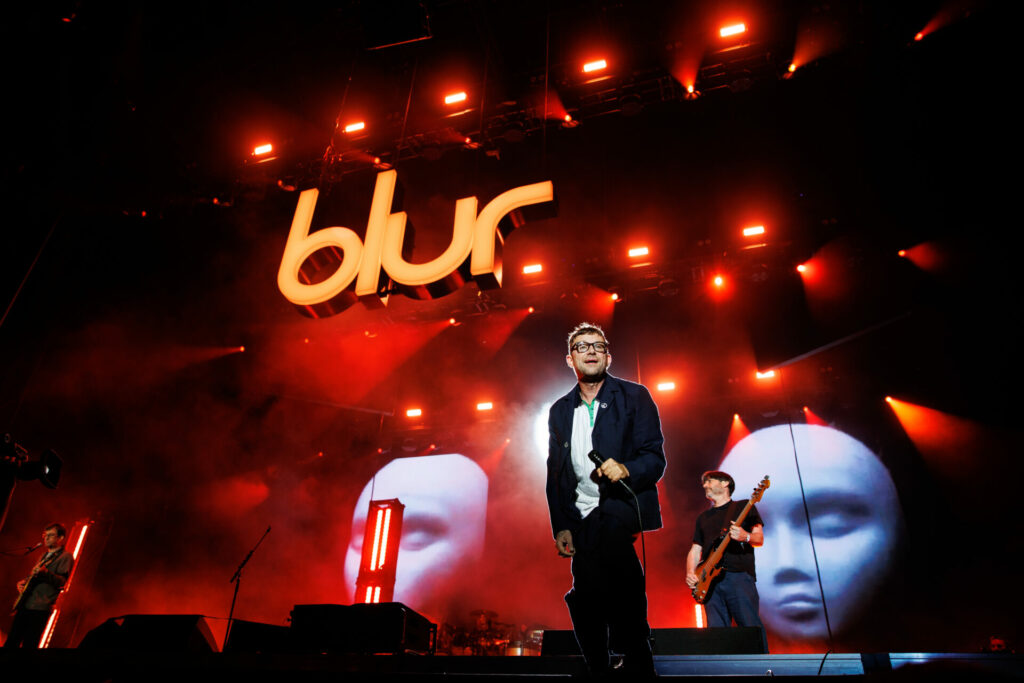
top-left (691, 476), bottom-right (770, 604)
top-left (11, 551), bottom-right (60, 614)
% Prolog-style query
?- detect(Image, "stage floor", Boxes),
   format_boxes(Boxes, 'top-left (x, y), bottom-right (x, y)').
top-left (1, 651), bottom-right (1021, 681)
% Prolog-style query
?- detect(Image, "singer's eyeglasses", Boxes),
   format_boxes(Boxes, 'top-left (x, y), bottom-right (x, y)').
top-left (571, 341), bottom-right (609, 354)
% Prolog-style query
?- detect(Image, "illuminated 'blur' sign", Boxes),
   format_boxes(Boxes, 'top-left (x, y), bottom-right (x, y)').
top-left (277, 170), bottom-right (555, 317)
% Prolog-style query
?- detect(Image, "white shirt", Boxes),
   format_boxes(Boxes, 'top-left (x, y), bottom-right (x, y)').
top-left (571, 397), bottom-right (601, 518)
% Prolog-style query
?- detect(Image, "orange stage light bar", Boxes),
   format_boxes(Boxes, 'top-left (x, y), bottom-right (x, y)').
top-left (743, 225), bottom-right (765, 237)
top-left (656, 381), bottom-right (676, 391)
top-left (406, 408), bottom-right (422, 417)
top-left (720, 23), bottom-right (746, 38)
top-left (522, 264), bottom-right (543, 274)
top-left (755, 370), bottom-right (775, 379)
top-left (695, 604), bottom-right (705, 628)
top-left (344, 121), bottom-right (366, 133)
top-left (355, 499), bottom-right (405, 605)
top-left (628, 246), bottom-right (649, 258)
top-left (477, 402), bottom-right (494, 411)
top-left (444, 91), bottom-right (468, 105)
top-left (582, 59), bottom-right (607, 73)
top-left (253, 143), bottom-right (273, 156)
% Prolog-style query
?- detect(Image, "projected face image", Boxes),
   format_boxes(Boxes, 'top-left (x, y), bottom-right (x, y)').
top-left (343, 453), bottom-right (488, 612)
top-left (720, 424), bottom-right (903, 642)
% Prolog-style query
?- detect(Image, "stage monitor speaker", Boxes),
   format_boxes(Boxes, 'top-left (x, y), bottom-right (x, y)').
top-left (290, 602), bottom-right (436, 655)
top-left (77, 614), bottom-right (217, 653)
top-left (540, 629), bottom-right (579, 656)
top-left (222, 618), bottom-right (292, 654)
top-left (652, 627), bottom-right (766, 655)
top-left (541, 627), bottom-right (766, 656)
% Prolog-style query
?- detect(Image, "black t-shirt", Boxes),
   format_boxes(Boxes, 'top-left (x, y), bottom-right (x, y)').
top-left (692, 499), bottom-right (764, 579)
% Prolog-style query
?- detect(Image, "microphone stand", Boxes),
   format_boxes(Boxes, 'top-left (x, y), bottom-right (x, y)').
top-left (0, 544), bottom-right (43, 557)
top-left (226, 525), bottom-right (271, 648)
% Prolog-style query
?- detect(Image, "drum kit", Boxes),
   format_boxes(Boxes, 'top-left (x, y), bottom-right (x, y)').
top-left (438, 609), bottom-right (545, 656)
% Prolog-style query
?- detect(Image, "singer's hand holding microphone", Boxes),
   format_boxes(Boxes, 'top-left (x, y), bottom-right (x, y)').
top-left (588, 450), bottom-right (633, 495)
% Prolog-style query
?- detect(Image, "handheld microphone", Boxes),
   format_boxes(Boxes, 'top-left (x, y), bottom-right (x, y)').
top-left (587, 450), bottom-right (635, 496)
top-left (24, 542), bottom-right (43, 554)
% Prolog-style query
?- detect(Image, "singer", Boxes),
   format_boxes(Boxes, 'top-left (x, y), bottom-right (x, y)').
top-left (4, 523), bottom-right (73, 648)
top-left (545, 322), bottom-right (666, 677)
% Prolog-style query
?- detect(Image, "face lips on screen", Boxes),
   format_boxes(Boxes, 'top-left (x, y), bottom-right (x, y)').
top-left (720, 424), bottom-right (903, 642)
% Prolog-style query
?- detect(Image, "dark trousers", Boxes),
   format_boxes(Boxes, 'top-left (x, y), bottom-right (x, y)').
top-left (4, 608), bottom-right (50, 648)
top-left (704, 570), bottom-right (768, 653)
top-left (565, 508), bottom-right (654, 676)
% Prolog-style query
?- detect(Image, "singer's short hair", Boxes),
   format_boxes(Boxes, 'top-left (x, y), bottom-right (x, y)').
top-left (701, 470), bottom-right (735, 495)
top-left (44, 523), bottom-right (67, 539)
top-left (567, 322), bottom-right (609, 352)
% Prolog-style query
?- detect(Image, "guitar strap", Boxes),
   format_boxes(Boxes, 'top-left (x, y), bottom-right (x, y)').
top-left (717, 501), bottom-right (740, 540)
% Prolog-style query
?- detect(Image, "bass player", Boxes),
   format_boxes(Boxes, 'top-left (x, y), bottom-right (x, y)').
top-left (685, 471), bottom-right (767, 652)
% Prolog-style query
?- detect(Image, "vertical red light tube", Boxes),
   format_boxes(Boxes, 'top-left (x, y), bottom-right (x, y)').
top-left (354, 499), bottom-right (405, 605)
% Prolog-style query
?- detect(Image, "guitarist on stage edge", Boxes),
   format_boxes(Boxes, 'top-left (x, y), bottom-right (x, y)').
top-left (4, 523), bottom-right (73, 648)
top-left (685, 471), bottom-right (767, 651)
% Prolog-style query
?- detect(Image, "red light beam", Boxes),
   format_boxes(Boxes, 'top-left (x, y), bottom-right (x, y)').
top-left (723, 413), bottom-right (751, 456)
top-left (886, 396), bottom-right (1003, 479)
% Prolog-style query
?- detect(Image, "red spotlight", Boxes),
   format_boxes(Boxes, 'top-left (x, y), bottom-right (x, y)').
top-left (582, 59), bottom-right (607, 73)
top-left (719, 23), bottom-right (747, 38)
top-left (723, 413), bottom-right (751, 455)
top-left (713, 275), bottom-right (724, 288)
top-left (742, 225), bottom-right (765, 237)
top-left (656, 381), bottom-right (676, 391)
top-left (610, 292), bottom-right (619, 302)
top-left (803, 406), bottom-right (828, 426)
top-left (527, 306), bottom-right (535, 314)
top-left (253, 143), bottom-right (273, 156)
top-left (755, 370), bottom-right (775, 380)
top-left (788, 63), bottom-right (797, 73)
top-left (344, 121), bottom-right (366, 133)
top-left (449, 317), bottom-right (457, 325)
top-left (522, 263), bottom-right (543, 274)
top-left (628, 246), bottom-right (649, 258)
top-left (898, 249), bottom-right (907, 257)
top-left (914, 32), bottom-right (924, 41)
top-left (406, 408), bottom-right (422, 418)
top-left (355, 499), bottom-right (405, 604)
top-left (476, 402), bottom-right (494, 411)
top-left (238, 345), bottom-right (245, 353)
top-left (796, 264), bottom-right (807, 273)
top-left (444, 91), bottom-right (467, 105)
top-left (885, 396), bottom-right (994, 478)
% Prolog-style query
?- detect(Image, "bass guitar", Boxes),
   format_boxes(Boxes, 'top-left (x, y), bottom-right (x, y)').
top-left (691, 475), bottom-right (770, 604)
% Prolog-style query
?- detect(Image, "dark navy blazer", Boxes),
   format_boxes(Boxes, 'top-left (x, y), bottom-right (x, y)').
top-left (546, 374), bottom-right (666, 539)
